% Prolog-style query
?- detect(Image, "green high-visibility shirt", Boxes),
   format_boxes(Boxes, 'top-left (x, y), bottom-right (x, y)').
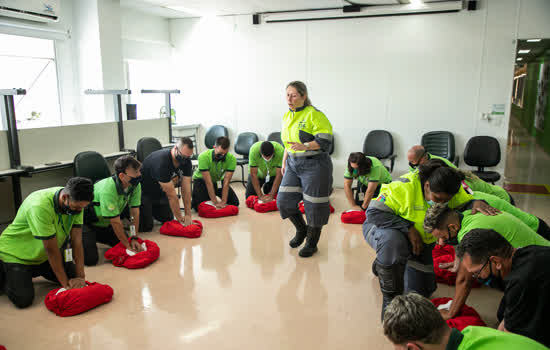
top-left (471, 191), bottom-right (539, 231)
top-left (281, 105), bottom-right (333, 155)
top-left (457, 210), bottom-right (550, 247)
top-left (91, 176), bottom-right (141, 228)
top-left (465, 178), bottom-right (511, 202)
top-left (192, 149), bottom-right (237, 182)
top-left (446, 326), bottom-right (548, 350)
top-left (248, 141), bottom-right (284, 179)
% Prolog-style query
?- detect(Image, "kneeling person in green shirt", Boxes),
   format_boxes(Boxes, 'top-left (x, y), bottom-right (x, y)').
top-left (383, 292), bottom-right (547, 350)
top-left (82, 155), bottom-right (143, 266)
top-left (245, 141), bottom-right (284, 202)
top-left (423, 204), bottom-right (550, 322)
top-left (344, 152), bottom-right (392, 211)
top-left (191, 136), bottom-right (239, 209)
top-left (0, 177), bottom-right (93, 309)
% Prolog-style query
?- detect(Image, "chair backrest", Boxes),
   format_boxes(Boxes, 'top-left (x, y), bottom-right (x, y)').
top-left (421, 131), bottom-right (456, 162)
top-left (463, 136), bottom-right (501, 168)
top-left (235, 132), bottom-right (259, 157)
top-left (363, 130), bottom-right (394, 159)
top-left (73, 151), bottom-right (111, 184)
top-left (136, 137), bottom-right (162, 162)
top-left (205, 125), bottom-right (229, 149)
top-left (328, 134), bottom-right (335, 155)
top-left (267, 132), bottom-right (283, 145)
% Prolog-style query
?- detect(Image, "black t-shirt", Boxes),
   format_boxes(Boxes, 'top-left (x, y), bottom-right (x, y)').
top-left (141, 148), bottom-right (192, 199)
top-left (500, 245), bottom-right (550, 347)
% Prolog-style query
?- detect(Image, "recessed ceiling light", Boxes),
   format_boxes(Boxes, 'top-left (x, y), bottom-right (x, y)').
top-left (517, 57), bottom-right (523, 61)
top-left (518, 50), bottom-right (531, 54)
top-left (527, 39), bottom-right (542, 42)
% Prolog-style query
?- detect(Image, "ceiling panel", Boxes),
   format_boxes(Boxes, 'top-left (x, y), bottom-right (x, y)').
top-left (120, 0), bottom-right (463, 18)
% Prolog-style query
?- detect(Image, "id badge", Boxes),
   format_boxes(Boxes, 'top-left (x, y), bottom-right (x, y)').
top-left (64, 248), bottom-right (73, 263)
top-left (217, 180), bottom-right (223, 188)
top-left (358, 191), bottom-right (365, 201)
top-left (129, 225), bottom-right (136, 237)
top-left (265, 174), bottom-right (270, 183)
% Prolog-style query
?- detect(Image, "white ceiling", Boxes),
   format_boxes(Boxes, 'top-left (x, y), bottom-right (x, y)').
top-left (120, 0), bottom-right (455, 18)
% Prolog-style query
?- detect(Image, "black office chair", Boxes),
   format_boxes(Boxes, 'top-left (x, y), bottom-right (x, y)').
top-left (267, 132), bottom-right (283, 145)
top-left (463, 136), bottom-right (501, 184)
top-left (421, 131), bottom-right (459, 167)
top-left (363, 130), bottom-right (396, 172)
top-left (234, 132), bottom-right (259, 186)
top-left (73, 151), bottom-right (111, 184)
top-left (136, 137), bottom-right (162, 162)
top-left (328, 134), bottom-right (335, 155)
top-left (205, 125), bottom-right (229, 149)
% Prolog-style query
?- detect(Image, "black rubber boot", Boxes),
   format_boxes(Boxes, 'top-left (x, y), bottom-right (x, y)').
top-left (299, 226), bottom-right (321, 257)
top-left (376, 262), bottom-right (406, 321)
top-left (288, 214), bottom-right (308, 248)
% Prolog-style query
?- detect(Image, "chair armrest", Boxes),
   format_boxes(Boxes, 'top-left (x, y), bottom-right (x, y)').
top-left (388, 154), bottom-right (397, 173)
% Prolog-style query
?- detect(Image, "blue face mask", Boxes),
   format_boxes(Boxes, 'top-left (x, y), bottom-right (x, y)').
top-left (427, 200), bottom-right (449, 207)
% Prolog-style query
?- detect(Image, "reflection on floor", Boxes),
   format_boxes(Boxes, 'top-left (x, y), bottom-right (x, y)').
top-left (0, 117), bottom-right (548, 350)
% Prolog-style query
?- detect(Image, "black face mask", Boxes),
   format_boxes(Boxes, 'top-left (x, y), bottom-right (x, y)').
top-left (476, 260), bottom-right (496, 286)
top-left (129, 175), bottom-right (142, 186)
top-left (477, 274), bottom-right (493, 286)
top-left (215, 153), bottom-right (226, 161)
top-left (444, 226), bottom-right (459, 245)
top-left (175, 148), bottom-right (189, 164)
top-left (62, 200), bottom-right (81, 215)
top-left (409, 162), bottom-right (419, 169)
top-left (445, 236), bottom-right (459, 246)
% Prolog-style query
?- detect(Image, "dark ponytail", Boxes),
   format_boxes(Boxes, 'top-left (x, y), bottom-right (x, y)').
top-left (418, 159), bottom-right (464, 195)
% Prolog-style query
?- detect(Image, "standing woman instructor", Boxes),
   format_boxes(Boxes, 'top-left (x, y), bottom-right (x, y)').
top-left (277, 81), bottom-right (333, 258)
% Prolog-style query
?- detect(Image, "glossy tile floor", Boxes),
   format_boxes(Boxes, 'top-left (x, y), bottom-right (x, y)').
top-left (1, 117), bottom-right (548, 350)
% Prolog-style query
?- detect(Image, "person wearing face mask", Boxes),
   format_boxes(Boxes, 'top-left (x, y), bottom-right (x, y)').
top-left (140, 137), bottom-right (195, 232)
top-left (423, 203), bottom-right (550, 322)
top-left (407, 145), bottom-right (456, 173)
top-left (245, 140), bottom-right (284, 201)
top-left (277, 81), bottom-right (333, 258)
top-left (362, 160), bottom-right (499, 319)
top-left (383, 292), bottom-right (548, 350)
top-left (81, 155), bottom-right (143, 266)
top-left (0, 177), bottom-right (93, 308)
top-left (191, 136), bottom-right (239, 210)
top-left (457, 229), bottom-right (550, 347)
top-left (344, 152), bottom-right (392, 211)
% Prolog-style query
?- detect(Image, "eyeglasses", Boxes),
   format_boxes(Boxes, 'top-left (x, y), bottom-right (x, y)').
top-left (472, 259), bottom-right (490, 279)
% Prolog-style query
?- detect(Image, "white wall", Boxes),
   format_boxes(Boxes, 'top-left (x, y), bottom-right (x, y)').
top-left (168, 0), bottom-right (550, 187)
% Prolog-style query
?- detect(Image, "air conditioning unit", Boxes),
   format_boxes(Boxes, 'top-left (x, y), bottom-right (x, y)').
top-left (0, 0), bottom-right (59, 23)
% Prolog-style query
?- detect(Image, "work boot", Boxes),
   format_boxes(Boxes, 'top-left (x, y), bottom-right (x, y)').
top-left (376, 262), bottom-right (406, 321)
top-left (299, 226), bottom-right (321, 257)
top-left (288, 214), bottom-right (307, 248)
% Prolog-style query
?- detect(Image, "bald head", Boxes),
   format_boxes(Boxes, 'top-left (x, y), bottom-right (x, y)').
top-left (408, 145), bottom-right (427, 166)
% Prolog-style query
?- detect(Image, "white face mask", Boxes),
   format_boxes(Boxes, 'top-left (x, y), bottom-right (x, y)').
top-left (262, 156), bottom-right (272, 162)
